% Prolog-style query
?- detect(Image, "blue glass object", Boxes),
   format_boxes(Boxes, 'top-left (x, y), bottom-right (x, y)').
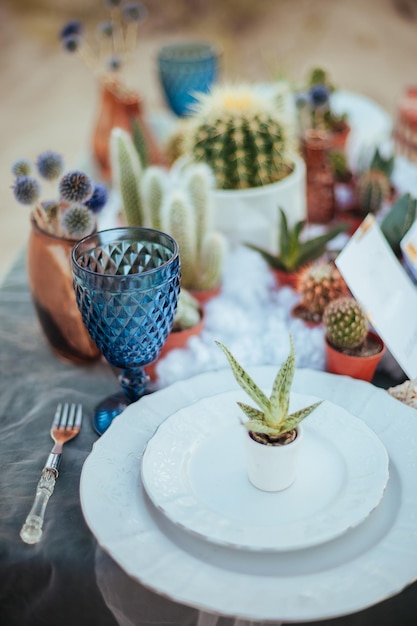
top-left (157, 42), bottom-right (221, 117)
top-left (72, 227), bottom-right (180, 435)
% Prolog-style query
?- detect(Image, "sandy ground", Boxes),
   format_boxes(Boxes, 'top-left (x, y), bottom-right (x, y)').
top-left (2, 0), bottom-right (417, 281)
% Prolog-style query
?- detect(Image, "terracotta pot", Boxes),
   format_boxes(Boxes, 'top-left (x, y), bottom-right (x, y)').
top-left (330, 124), bottom-right (351, 150)
top-left (325, 331), bottom-right (386, 382)
top-left (271, 268), bottom-right (300, 289)
top-left (245, 425), bottom-right (303, 492)
top-left (146, 312), bottom-right (204, 381)
top-left (92, 79), bottom-right (165, 181)
top-left (27, 219), bottom-right (101, 364)
top-left (189, 285), bottom-right (221, 307)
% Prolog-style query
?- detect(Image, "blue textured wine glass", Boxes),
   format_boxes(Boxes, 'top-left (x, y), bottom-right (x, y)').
top-left (71, 227), bottom-right (180, 435)
top-left (157, 42), bottom-right (221, 117)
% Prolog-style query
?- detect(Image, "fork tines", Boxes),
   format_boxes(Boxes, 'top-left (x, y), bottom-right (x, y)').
top-left (52, 403), bottom-right (83, 429)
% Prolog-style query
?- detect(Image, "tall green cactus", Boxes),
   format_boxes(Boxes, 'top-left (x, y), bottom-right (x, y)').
top-left (110, 127), bottom-right (147, 226)
top-left (183, 85), bottom-right (292, 190)
top-left (356, 169), bottom-right (391, 215)
top-left (147, 163), bottom-right (226, 291)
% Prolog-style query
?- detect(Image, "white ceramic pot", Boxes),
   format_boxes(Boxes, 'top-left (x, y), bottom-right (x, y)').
top-left (244, 425), bottom-right (303, 492)
top-left (211, 154), bottom-right (306, 253)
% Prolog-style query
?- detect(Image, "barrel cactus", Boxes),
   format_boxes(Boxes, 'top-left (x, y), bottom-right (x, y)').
top-left (182, 84), bottom-right (293, 190)
top-left (296, 261), bottom-right (349, 320)
top-left (323, 297), bottom-right (369, 350)
top-left (356, 169), bottom-right (391, 215)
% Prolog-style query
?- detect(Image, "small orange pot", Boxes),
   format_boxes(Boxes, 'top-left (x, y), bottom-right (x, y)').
top-left (189, 285), bottom-right (221, 307)
top-left (325, 331), bottom-right (386, 382)
top-left (146, 312), bottom-right (205, 381)
top-left (271, 268), bottom-right (300, 289)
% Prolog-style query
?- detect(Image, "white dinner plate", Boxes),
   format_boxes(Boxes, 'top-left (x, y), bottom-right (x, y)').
top-left (80, 368), bottom-right (417, 622)
top-left (142, 391), bottom-right (389, 551)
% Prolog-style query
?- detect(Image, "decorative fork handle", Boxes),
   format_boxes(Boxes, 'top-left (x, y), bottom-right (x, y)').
top-left (20, 457), bottom-right (61, 545)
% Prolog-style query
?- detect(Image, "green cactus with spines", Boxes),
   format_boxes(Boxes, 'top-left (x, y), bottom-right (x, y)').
top-left (323, 297), bottom-right (369, 350)
top-left (216, 335), bottom-right (322, 444)
top-left (173, 289), bottom-right (201, 331)
top-left (141, 166), bottom-right (167, 231)
top-left (162, 190), bottom-right (198, 287)
top-left (150, 163), bottom-right (226, 291)
top-left (183, 85), bottom-right (292, 190)
top-left (110, 127), bottom-right (147, 226)
top-left (356, 169), bottom-right (391, 215)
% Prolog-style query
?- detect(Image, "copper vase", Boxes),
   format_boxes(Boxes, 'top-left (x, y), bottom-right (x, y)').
top-left (27, 219), bottom-right (101, 364)
top-left (92, 79), bottom-right (165, 181)
top-left (303, 129), bottom-right (335, 224)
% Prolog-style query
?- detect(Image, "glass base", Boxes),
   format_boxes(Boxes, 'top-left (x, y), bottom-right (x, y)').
top-left (93, 392), bottom-right (130, 436)
top-left (93, 386), bottom-right (158, 436)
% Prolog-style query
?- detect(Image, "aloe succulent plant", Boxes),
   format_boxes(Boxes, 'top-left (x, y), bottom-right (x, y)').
top-left (216, 335), bottom-right (322, 443)
top-left (380, 193), bottom-right (417, 256)
top-left (247, 209), bottom-right (348, 273)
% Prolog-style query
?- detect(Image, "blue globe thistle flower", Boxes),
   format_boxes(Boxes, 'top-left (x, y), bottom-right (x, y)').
top-left (309, 84), bottom-right (330, 108)
top-left (11, 158), bottom-right (32, 177)
top-left (122, 2), bottom-right (148, 23)
top-left (37, 151), bottom-right (64, 181)
top-left (62, 35), bottom-right (81, 53)
top-left (13, 176), bottom-right (41, 205)
top-left (107, 55), bottom-right (122, 72)
top-left (97, 20), bottom-right (114, 38)
top-left (59, 170), bottom-right (93, 203)
top-left (59, 20), bottom-right (83, 40)
top-left (85, 183), bottom-right (108, 214)
top-left (61, 204), bottom-right (95, 239)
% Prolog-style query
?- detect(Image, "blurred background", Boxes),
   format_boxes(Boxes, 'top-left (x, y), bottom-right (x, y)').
top-left (2, 0), bottom-right (417, 281)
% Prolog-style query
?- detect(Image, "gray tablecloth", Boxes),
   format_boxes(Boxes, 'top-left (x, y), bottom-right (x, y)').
top-left (1, 254), bottom-right (417, 626)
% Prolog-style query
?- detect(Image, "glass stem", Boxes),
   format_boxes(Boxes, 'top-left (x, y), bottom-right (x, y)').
top-left (118, 366), bottom-right (149, 402)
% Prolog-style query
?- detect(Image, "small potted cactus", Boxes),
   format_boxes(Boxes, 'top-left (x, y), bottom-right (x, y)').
top-left (292, 260), bottom-right (350, 325)
top-left (179, 83), bottom-right (307, 252)
top-left (246, 208), bottom-right (348, 288)
top-left (216, 335), bottom-right (322, 492)
top-left (111, 128), bottom-right (227, 302)
top-left (146, 289), bottom-right (204, 381)
top-left (11, 151), bottom-right (107, 364)
top-left (322, 296), bottom-right (385, 381)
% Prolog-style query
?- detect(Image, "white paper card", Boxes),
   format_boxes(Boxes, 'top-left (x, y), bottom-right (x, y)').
top-left (336, 214), bottom-right (417, 379)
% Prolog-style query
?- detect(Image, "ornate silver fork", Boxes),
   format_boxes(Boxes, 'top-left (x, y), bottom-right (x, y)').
top-left (20, 403), bottom-right (83, 544)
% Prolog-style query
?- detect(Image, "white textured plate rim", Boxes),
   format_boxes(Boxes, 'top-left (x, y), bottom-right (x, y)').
top-left (141, 391), bottom-right (389, 552)
top-left (80, 368), bottom-right (417, 621)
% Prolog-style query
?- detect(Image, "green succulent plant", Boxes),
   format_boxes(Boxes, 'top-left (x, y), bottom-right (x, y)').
top-left (182, 84), bottom-right (293, 190)
top-left (356, 169), bottom-right (391, 215)
top-left (172, 289), bottom-right (202, 331)
top-left (323, 296), bottom-right (369, 351)
top-left (216, 335), bottom-right (322, 444)
top-left (246, 209), bottom-right (348, 273)
top-left (146, 163), bottom-right (227, 291)
top-left (110, 127), bottom-right (147, 227)
top-left (380, 193), bottom-right (417, 256)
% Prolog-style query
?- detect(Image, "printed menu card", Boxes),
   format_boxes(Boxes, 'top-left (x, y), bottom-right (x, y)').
top-left (335, 214), bottom-right (417, 379)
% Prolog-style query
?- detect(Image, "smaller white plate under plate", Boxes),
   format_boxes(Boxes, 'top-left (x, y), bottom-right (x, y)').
top-left (141, 391), bottom-right (389, 551)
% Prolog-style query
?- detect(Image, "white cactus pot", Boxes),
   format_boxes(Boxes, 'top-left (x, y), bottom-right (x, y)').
top-left (244, 425), bottom-right (304, 492)
top-left (211, 154), bottom-right (306, 253)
